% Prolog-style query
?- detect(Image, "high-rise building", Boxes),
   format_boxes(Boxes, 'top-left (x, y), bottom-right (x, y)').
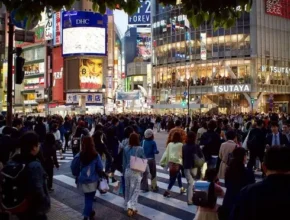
top-left (151, 0), bottom-right (290, 114)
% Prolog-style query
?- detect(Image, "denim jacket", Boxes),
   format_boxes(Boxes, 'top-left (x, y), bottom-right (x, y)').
top-left (122, 146), bottom-right (145, 173)
top-left (142, 140), bottom-right (159, 159)
top-left (26, 160), bottom-right (51, 215)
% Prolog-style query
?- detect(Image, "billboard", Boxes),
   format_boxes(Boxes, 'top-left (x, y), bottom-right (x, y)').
top-left (53, 11), bottom-right (62, 45)
top-left (52, 47), bottom-right (64, 102)
top-left (62, 11), bottom-right (108, 56)
top-left (79, 58), bottom-right (103, 90)
top-left (265, 0), bottom-right (290, 19)
top-left (128, 0), bottom-right (151, 25)
top-left (117, 91), bottom-right (140, 100)
top-left (136, 28), bottom-right (151, 61)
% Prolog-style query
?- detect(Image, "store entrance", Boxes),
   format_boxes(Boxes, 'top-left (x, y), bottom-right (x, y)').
top-left (273, 101), bottom-right (288, 113)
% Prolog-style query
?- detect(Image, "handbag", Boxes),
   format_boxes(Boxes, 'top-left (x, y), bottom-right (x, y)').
top-left (194, 154), bottom-right (205, 168)
top-left (168, 162), bottom-right (180, 176)
top-left (98, 178), bottom-right (109, 194)
top-left (130, 147), bottom-right (148, 172)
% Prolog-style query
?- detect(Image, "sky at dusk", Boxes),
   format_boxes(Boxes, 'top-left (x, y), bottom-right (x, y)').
top-left (114, 10), bottom-right (129, 37)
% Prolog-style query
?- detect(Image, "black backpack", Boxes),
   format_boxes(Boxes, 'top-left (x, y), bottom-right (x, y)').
top-left (1, 160), bottom-right (29, 213)
top-left (71, 136), bottom-right (81, 150)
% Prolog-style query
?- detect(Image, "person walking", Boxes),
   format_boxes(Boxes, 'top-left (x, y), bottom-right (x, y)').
top-left (71, 137), bottom-right (103, 220)
top-left (41, 133), bottom-right (59, 192)
top-left (182, 131), bottom-right (199, 205)
top-left (218, 131), bottom-right (238, 179)
top-left (218, 148), bottom-right (255, 220)
top-left (122, 133), bottom-right (145, 217)
top-left (161, 132), bottom-right (186, 197)
top-left (140, 129), bottom-right (159, 192)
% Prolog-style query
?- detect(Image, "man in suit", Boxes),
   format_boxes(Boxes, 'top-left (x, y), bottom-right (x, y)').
top-left (265, 121), bottom-right (289, 148)
top-left (230, 146), bottom-right (290, 220)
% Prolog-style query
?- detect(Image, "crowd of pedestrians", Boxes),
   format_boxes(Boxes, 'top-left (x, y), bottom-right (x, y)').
top-left (0, 112), bottom-right (290, 220)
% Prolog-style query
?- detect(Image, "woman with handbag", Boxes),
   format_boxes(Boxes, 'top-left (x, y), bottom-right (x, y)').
top-left (183, 131), bottom-right (204, 205)
top-left (160, 131), bottom-right (186, 197)
top-left (122, 133), bottom-right (146, 217)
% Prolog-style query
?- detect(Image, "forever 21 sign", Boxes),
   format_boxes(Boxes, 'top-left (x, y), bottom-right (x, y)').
top-left (128, 0), bottom-right (151, 25)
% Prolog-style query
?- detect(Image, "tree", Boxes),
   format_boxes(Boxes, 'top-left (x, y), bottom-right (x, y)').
top-left (0, 0), bottom-right (252, 29)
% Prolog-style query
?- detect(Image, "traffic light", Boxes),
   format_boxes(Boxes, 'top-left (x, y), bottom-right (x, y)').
top-left (181, 97), bottom-right (186, 107)
top-left (251, 98), bottom-right (255, 105)
top-left (15, 56), bottom-right (25, 84)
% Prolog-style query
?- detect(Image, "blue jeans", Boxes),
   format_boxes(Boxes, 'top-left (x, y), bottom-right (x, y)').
top-left (83, 191), bottom-right (96, 217)
top-left (207, 156), bottom-right (218, 169)
top-left (168, 171), bottom-right (182, 190)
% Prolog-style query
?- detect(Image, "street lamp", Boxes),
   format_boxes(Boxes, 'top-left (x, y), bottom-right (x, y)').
top-left (102, 84), bottom-right (106, 115)
top-left (186, 75), bottom-right (190, 128)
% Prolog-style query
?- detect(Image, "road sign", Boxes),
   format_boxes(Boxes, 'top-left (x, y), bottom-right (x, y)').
top-left (184, 91), bottom-right (188, 96)
top-left (15, 29), bottom-right (35, 43)
top-left (11, 10), bottom-right (38, 30)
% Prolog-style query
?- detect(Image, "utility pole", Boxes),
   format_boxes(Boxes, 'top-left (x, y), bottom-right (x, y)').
top-left (6, 16), bottom-right (14, 127)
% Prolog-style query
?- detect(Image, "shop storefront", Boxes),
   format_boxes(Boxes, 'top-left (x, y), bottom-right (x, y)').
top-left (151, 1), bottom-right (290, 113)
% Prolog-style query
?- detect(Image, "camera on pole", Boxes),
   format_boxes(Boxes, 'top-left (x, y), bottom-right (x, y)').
top-left (15, 47), bottom-right (25, 84)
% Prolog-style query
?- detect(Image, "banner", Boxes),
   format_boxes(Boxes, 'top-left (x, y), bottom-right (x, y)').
top-left (79, 58), bottom-right (103, 90)
top-left (117, 91), bottom-right (140, 100)
top-left (200, 33), bottom-right (207, 60)
top-left (45, 7), bottom-right (53, 40)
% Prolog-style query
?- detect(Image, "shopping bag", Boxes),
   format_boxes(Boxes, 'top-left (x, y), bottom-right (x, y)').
top-left (130, 148), bottom-right (148, 172)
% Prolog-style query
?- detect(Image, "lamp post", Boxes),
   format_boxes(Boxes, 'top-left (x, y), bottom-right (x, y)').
top-left (102, 84), bottom-right (106, 115)
top-left (186, 75), bottom-right (190, 128)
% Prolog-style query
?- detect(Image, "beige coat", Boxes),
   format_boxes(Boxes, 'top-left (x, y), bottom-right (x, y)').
top-left (218, 140), bottom-right (238, 179)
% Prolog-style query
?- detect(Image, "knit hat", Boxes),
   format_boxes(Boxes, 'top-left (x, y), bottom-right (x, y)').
top-left (144, 129), bottom-right (154, 139)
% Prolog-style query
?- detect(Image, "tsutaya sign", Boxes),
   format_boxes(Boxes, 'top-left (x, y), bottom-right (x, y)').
top-left (213, 84), bottom-right (251, 93)
top-left (261, 65), bottom-right (290, 74)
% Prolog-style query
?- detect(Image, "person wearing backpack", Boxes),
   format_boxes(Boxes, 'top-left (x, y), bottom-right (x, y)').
top-left (71, 136), bottom-right (103, 220)
top-left (218, 131), bottom-right (238, 179)
top-left (1, 132), bottom-right (50, 220)
top-left (194, 169), bottom-right (224, 220)
top-left (140, 129), bottom-right (159, 192)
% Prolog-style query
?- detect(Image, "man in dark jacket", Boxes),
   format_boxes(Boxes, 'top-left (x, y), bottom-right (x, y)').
top-left (34, 117), bottom-right (47, 143)
top-left (246, 119), bottom-right (267, 170)
top-left (230, 146), bottom-right (290, 220)
top-left (265, 121), bottom-right (289, 148)
top-left (200, 120), bottom-right (221, 169)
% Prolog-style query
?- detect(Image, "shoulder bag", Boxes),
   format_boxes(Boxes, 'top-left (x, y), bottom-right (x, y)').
top-left (130, 147), bottom-right (148, 172)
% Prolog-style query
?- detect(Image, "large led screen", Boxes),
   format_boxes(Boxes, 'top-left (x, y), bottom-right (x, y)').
top-left (63, 27), bottom-right (106, 56)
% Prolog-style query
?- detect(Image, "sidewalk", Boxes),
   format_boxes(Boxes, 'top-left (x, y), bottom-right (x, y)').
top-left (11, 198), bottom-right (83, 220)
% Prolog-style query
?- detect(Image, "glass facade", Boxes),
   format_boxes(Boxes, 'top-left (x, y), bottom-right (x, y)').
top-left (151, 5), bottom-right (290, 113)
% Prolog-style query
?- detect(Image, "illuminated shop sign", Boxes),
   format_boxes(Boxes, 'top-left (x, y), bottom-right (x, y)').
top-left (265, 0), bottom-right (290, 19)
top-left (261, 65), bottom-right (290, 74)
top-left (128, 0), bottom-right (151, 25)
top-left (66, 93), bottom-right (103, 104)
top-left (213, 84), bottom-right (251, 93)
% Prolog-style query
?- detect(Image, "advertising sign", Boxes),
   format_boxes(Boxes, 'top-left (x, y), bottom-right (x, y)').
top-left (45, 7), bottom-right (53, 40)
top-left (62, 11), bottom-right (108, 56)
top-left (265, 0), bottom-right (290, 19)
top-left (86, 93), bottom-right (103, 104)
top-left (213, 84), bottom-right (251, 93)
top-left (53, 11), bottom-right (62, 45)
top-left (66, 93), bottom-right (103, 104)
top-left (79, 58), bottom-right (103, 90)
top-left (66, 93), bottom-right (79, 104)
top-left (136, 29), bottom-right (151, 61)
top-left (52, 47), bottom-right (64, 102)
top-left (117, 91), bottom-right (140, 100)
top-left (128, 0), bottom-right (151, 25)
top-left (200, 33), bottom-right (207, 60)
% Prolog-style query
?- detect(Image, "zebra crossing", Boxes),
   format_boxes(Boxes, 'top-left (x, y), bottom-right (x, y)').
top-left (56, 150), bottom-right (74, 164)
top-left (53, 165), bottom-right (263, 220)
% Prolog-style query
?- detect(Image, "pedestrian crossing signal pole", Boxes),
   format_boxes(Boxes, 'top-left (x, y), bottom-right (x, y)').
top-left (6, 16), bottom-right (14, 127)
top-left (251, 98), bottom-right (255, 113)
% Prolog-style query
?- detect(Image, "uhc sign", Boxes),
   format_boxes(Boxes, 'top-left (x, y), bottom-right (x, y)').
top-left (128, 0), bottom-right (151, 25)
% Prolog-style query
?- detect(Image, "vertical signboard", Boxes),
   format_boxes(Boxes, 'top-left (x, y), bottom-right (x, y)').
top-left (45, 7), bottom-right (53, 40)
top-left (52, 47), bottom-right (64, 102)
top-left (53, 11), bottom-right (62, 45)
top-left (128, 0), bottom-right (151, 25)
top-left (200, 33), bottom-right (207, 60)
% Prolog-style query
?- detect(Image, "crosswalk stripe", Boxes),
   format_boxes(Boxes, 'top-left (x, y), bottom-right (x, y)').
top-left (57, 156), bottom-right (74, 160)
top-left (54, 175), bottom-right (182, 220)
top-left (57, 159), bottom-right (72, 163)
